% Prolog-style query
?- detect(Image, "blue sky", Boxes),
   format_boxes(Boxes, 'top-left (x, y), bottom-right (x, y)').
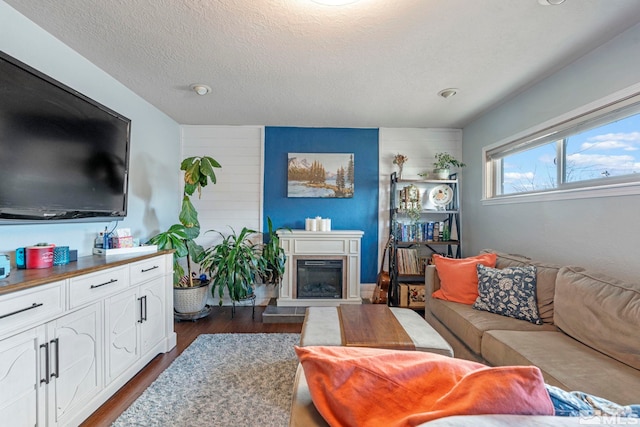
top-left (502, 112), bottom-right (640, 194)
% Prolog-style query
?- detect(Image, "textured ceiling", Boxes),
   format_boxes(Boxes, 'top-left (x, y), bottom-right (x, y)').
top-left (5, 0), bottom-right (640, 128)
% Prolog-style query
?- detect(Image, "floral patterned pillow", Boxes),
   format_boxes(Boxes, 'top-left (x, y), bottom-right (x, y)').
top-left (473, 264), bottom-right (542, 325)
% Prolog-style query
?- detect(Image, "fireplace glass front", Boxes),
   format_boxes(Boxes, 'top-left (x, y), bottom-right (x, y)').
top-left (296, 259), bottom-right (343, 299)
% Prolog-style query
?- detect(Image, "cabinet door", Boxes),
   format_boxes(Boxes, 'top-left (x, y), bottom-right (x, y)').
top-left (105, 288), bottom-right (139, 385)
top-left (139, 277), bottom-right (166, 356)
top-left (47, 302), bottom-right (103, 426)
top-left (0, 327), bottom-right (46, 427)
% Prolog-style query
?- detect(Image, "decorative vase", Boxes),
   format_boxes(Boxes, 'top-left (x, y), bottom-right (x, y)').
top-left (173, 279), bottom-right (210, 313)
top-left (433, 168), bottom-right (450, 180)
top-left (397, 164), bottom-right (404, 179)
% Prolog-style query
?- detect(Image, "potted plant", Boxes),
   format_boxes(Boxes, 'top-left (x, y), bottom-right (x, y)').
top-left (433, 152), bottom-right (466, 180)
top-left (200, 226), bottom-right (265, 306)
top-left (147, 155), bottom-right (221, 314)
top-left (258, 217), bottom-right (289, 289)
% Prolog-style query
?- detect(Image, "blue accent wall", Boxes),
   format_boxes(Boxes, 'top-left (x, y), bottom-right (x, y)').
top-left (264, 127), bottom-right (379, 283)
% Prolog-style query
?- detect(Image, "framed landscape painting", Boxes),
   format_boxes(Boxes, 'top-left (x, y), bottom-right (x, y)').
top-left (287, 153), bottom-right (354, 198)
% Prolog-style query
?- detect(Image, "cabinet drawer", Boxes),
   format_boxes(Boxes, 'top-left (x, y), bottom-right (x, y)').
top-left (0, 281), bottom-right (64, 338)
top-left (69, 267), bottom-right (129, 308)
top-left (129, 257), bottom-right (167, 286)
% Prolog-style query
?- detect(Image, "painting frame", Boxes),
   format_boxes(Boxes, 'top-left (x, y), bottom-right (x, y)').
top-left (287, 152), bottom-right (355, 198)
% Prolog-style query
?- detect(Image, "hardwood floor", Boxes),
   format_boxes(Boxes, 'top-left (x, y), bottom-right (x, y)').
top-left (81, 305), bottom-right (302, 427)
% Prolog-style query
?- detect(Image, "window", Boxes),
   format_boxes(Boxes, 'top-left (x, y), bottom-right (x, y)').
top-left (484, 89), bottom-right (640, 201)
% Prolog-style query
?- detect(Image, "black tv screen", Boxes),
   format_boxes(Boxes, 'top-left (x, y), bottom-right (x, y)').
top-left (0, 51), bottom-right (131, 223)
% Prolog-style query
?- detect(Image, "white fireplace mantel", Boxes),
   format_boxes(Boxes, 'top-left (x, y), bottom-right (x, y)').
top-left (276, 230), bottom-right (363, 307)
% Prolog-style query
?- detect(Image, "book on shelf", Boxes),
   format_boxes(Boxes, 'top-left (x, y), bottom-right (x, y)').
top-left (393, 221), bottom-right (450, 243)
top-left (396, 248), bottom-right (421, 275)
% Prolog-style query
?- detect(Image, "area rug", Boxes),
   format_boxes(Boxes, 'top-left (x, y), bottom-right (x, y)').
top-left (112, 333), bottom-right (301, 427)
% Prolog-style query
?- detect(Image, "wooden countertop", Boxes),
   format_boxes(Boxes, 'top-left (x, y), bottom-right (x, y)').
top-left (0, 250), bottom-right (173, 296)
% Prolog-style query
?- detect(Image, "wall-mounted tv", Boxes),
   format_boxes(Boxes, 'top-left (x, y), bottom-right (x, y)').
top-left (0, 51), bottom-right (131, 224)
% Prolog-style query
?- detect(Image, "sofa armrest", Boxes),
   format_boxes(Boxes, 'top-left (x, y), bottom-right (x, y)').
top-left (425, 265), bottom-right (440, 295)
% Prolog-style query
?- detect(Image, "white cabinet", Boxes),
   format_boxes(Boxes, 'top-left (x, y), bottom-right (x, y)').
top-left (68, 267), bottom-right (129, 309)
top-left (105, 275), bottom-right (165, 385)
top-left (105, 288), bottom-right (139, 385)
top-left (0, 326), bottom-right (44, 427)
top-left (47, 303), bottom-right (102, 426)
top-left (0, 280), bottom-right (64, 338)
top-left (139, 277), bottom-right (166, 356)
top-left (0, 303), bottom-right (102, 427)
top-left (0, 252), bottom-right (174, 427)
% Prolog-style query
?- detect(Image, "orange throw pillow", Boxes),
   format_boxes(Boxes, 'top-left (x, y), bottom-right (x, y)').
top-left (295, 345), bottom-right (553, 427)
top-left (432, 253), bottom-right (497, 304)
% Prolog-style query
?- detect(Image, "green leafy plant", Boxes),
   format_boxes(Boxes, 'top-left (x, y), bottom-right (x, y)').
top-left (200, 226), bottom-right (265, 305)
top-left (406, 206), bottom-right (422, 224)
top-left (258, 217), bottom-right (289, 286)
top-left (433, 152), bottom-right (466, 170)
top-left (147, 155), bottom-right (221, 287)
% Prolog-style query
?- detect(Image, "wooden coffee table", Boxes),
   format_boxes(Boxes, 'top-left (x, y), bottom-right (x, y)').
top-left (338, 304), bottom-right (415, 350)
top-left (300, 304), bottom-right (453, 357)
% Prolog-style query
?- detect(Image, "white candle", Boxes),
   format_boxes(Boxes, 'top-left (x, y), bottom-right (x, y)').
top-left (305, 218), bottom-right (313, 231)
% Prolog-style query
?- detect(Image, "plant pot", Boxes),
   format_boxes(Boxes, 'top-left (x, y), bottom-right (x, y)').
top-left (173, 279), bottom-right (210, 314)
top-left (433, 168), bottom-right (450, 180)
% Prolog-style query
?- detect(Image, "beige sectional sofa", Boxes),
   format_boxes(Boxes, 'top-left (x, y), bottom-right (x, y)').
top-left (288, 249), bottom-right (639, 426)
top-left (425, 249), bottom-right (640, 406)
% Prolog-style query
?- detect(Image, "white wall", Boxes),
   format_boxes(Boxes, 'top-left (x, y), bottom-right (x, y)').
top-left (180, 126), bottom-right (263, 248)
top-left (181, 125), bottom-right (265, 305)
top-left (462, 22), bottom-right (640, 282)
top-left (378, 128), bottom-right (462, 267)
top-left (0, 1), bottom-right (181, 258)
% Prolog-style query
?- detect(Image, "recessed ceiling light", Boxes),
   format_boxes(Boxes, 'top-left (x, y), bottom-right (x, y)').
top-left (438, 88), bottom-right (458, 99)
top-left (538, 0), bottom-right (566, 5)
top-left (190, 84), bottom-right (211, 96)
top-left (311, 0), bottom-right (360, 5)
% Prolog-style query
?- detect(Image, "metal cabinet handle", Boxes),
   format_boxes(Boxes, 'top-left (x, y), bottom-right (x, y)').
top-left (40, 342), bottom-right (50, 384)
top-left (90, 278), bottom-right (118, 289)
top-left (142, 295), bottom-right (147, 322)
top-left (141, 266), bottom-right (159, 273)
top-left (50, 338), bottom-right (59, 379)
top-left (138, 296), bottom-right (144, 323)
top-left (0, 302), bottom-right (43, 319)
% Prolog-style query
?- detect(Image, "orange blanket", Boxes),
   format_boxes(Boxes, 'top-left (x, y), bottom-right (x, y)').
top-left (295, 346), bottom-right (554, 427)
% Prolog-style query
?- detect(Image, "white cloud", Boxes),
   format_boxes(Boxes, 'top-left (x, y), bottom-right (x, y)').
top-left (589, 132), bottom-right (640, 142)
top-left (566, 153), bottom-right (640, 174)
top-left (504, 171), bottom-right (535, 181)
top-left (579, 132), bottom-right (640, 152)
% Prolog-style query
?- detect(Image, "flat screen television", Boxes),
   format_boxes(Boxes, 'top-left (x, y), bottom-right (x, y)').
top-left (0, 51), bottom-right (131, 224)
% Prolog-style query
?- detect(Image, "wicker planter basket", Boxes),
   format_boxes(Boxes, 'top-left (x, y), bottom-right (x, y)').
top-left (173, 279), bottom-right (210, 314)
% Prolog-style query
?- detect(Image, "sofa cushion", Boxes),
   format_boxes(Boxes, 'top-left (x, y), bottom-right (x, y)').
top-left (430, 297), bottom-right (555, 355)
top-left (553, 266), bottom-right (640, 370)
top-left (294, 345), bottom-right (553, 427)
top-left (432, 253), bottom-right (497, 304)
top-left (474, 264), bottom-right (542, 325)
top-left (481, 249), bottom-right (560, 324)
top-left (481, 330), bottom-right (640, 405)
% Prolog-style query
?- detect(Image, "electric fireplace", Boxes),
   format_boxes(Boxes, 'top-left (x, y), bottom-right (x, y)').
top-left (275, 229), bottom-right (363, 307)
top-left (296, 258), bottom-right (344, 299)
